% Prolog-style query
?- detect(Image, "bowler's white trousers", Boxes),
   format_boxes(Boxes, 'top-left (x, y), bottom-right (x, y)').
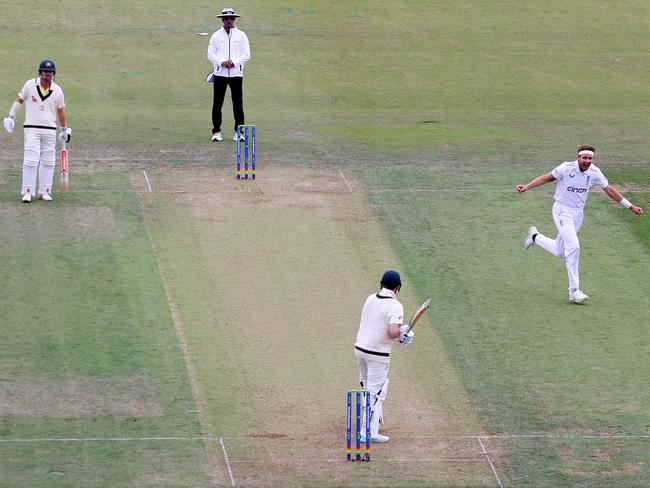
top-left (535, 201), bottom-right (584, 291)
top-left (22, 128), bottom-right (56, 196)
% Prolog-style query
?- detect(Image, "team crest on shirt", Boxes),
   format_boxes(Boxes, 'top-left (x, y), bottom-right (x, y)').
top-left (586, 176), bottom-right (591, 185)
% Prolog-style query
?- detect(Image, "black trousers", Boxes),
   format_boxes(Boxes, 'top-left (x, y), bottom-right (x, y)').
top-left (212, 76), bottom-right (245, 134)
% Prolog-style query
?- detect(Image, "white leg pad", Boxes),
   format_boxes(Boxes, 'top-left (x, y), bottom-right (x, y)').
top-left (38, 161), bottom-right (56, 196)
top-left (369, 378), bottom-right (388, 436)
top-left (370, 399), bottom-right (384, 436)
top-left (374, 378), bottom-right (389, 402)
top-left (22, 160), bottom-right (39, 196)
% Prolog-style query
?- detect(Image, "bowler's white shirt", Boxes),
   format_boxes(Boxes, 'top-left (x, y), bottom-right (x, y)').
top-left (18, 78), bottom-right (65, 129)
top-left (355, 288), bottom-right (404, 362)
top-left (551, 160), bottom-right (608, 209)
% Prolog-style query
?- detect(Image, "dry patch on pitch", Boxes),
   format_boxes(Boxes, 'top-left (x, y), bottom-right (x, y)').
top-left (0, 375), bottom-right (162, 418)
top-left (0, 204), bottom-right (118, 242)
top-left (140, 164), bottom-right (500, 487)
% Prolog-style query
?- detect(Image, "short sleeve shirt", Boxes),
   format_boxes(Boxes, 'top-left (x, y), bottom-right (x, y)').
top-left (551, 160), bottom-right (608, 209)
top-left (18, 78), bottom-right (65, 129)
top-left (355, 288), bottom-right (404, 359)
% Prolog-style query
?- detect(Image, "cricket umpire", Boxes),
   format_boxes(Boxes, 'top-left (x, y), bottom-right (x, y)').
top-left (354, 270), bottom-right (415, 443)
top-left (207, 7), bottom-right (251, 142)
top-left (3, 60), bottom-right (70, 202)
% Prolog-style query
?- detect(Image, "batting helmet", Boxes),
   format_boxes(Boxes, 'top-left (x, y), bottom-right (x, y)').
top-left (38, 59), bottom-right (56, 73)
top-left (380, 269), bottom-right (401, 290)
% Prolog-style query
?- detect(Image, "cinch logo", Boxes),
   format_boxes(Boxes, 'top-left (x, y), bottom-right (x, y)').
top-left (567, 187), bottom-right (588, 193)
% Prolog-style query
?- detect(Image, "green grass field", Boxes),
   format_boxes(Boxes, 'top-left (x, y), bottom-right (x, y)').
top-left (1, 1), bottom-right (649, 487)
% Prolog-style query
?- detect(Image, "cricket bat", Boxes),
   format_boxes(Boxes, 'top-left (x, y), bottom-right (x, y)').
top-left (60, 138), bottom-right (68, 174)
top-left (406, 298), bottom-right (431, 332)
top-left (59, 138), bottom-right (69, 193)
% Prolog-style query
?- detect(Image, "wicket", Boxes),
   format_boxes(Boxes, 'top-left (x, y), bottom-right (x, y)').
top-left (236, 124), bottom-right (256, 180)
top-left (346, 389), bottom-right (371, 461)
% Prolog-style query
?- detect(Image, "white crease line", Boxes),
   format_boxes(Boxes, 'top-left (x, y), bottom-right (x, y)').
top-left (1, 433), bottom-right (647, 443)
top-left (0, 437), bottom-right (199, 443)
top-left (231, 458), bottom-right (488, 464)
top-left (143, 170), bottom-right (153, 192)
top-left (220, 437), bottom-right (236, 487)
top-left (478, 437), bottom-right (504, 488)
top-left (338, 169), bottom-right (353, 191)
top-left (462, 434), bottom-right (650, 440)
top-left (216, 433), bottom-right (650, 441)
top-left (371, 188), bottom-right (517, 193)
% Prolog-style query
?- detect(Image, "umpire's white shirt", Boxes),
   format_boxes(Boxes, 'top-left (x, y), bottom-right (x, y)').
top-left (355, 289), bottom-right (404, 364)
top-left (207, 27), bottom-right (251, 78)
top-left (18, 78), bottom-right (65, 129)
top-left (551, 161), bottom-right (608, 209)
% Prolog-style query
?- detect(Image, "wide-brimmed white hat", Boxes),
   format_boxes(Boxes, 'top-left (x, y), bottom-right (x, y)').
top-left (216, 7), bottom-right (240, 18)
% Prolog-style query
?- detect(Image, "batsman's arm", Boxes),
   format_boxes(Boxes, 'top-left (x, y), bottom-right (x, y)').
top-left (57, 107), bottom-right (67, 128)
top-left (517, 173), bottom-right (555, 193)
top-left (3, 99), bottom-right (23, 133)
top-left (9, 98), bottom-right (23, 117)
top-left (388, 322), bottom-right (401, 339)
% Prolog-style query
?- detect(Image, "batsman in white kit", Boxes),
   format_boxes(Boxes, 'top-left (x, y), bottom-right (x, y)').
top-left (3, 60), bottom-right (71, 203)
top-left (517, 145), bottom-right (643, 303)
top-left (354, 270), bottom-right (415, 443)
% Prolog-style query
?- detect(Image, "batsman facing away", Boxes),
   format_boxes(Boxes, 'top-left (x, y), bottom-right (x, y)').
top-left (354, 270), bottom-right (430, 443)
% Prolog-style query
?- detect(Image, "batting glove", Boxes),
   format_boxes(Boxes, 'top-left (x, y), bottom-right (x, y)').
top-left (398, 324), bottom-right (415, 346)
top-left (59, 127), bottom-right (71, 143)
top-left (3, 117), bottom-right (14, 133)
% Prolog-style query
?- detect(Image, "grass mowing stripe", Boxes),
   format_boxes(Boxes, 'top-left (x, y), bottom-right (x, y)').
top-left (0, 169), bottom-right (212, 487)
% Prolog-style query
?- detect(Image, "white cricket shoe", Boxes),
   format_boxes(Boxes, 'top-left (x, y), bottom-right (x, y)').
top-left (569, 289), bottom-right (589, 303)
top-left (233, 131), bottom-right (244, 142)
top-left (211, 132), bottom-right (222, 142)
top-left (524, 226), bottom-right (538, 250)
top-left (22, 192), bottom-right (32, 203)
top-left (38, 193), bottom-right (53, 202)
top-left (371, 433), bottom-right (390, 443)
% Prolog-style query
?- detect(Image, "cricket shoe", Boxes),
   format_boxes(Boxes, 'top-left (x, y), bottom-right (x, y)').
top-left (524, 226), bottom-right (538, 250)
top-left (569, 289), bottom-right (589, 303)
top-left (211, 132), bottom-right (222, 142)
top-left (233, 131), bottom-right (244, 142)
top-left (38, 193), bottom-right (53, 202)
top-left (359, 433), bottom-right (389, 443)
top-left (22, 192), bottom-right (32, 203)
